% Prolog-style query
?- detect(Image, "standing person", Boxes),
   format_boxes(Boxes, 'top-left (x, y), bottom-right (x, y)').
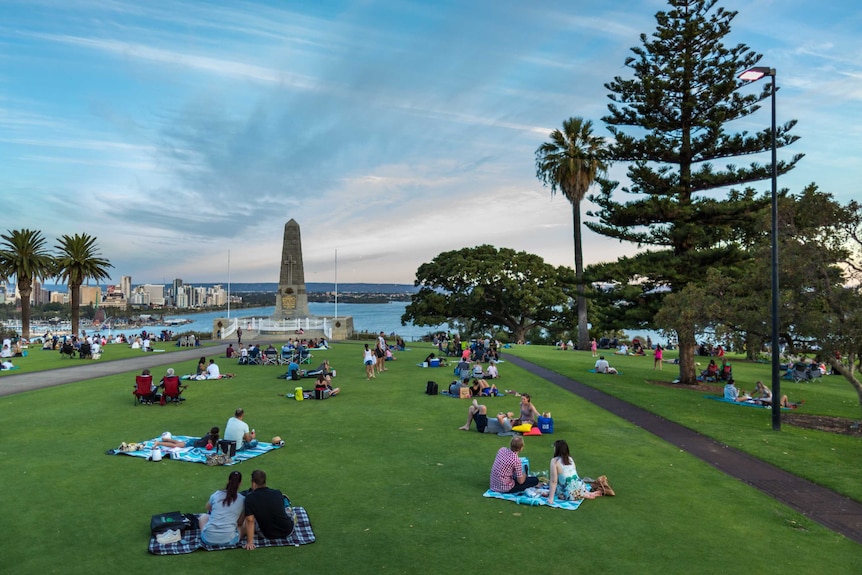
top-left (375, 331), bottom-right (387, 373)
top-left (546, 440), bottom-right (604, 504)
top-left (243, 469), bottom-right (295, 550)
top-left (225, 408), bottom-right (258, 451)
top-left (590, 338), bottom-right (598, 357)
top-left (654, 345), bottom-right (663, 370)
top-left (236, 326), bottom-right (242, 344)
top-left (489, 436), bottom-right (538, 494)
top-left (199, 471), bottom-right (245, 546)
top-left (363, 344), bottom-right (376, 380)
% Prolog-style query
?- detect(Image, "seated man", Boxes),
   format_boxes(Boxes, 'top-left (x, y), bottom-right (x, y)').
top-left (225, 408), bottom-right (258, 451)
top-left (286, 360), bottom-right (302, 380)
top-left (226, 343), bottom-right (236, 358)
top-left (723, 378), bottom-right (749, 402)
top-left (594, 356), bottom-right (617, 374)
top-left (206, 359), bottom-right (222, 379)
top-left (459, 400), bottom-right (513, 434)
top-left (489, 436), bottom-right (539, 494)
top-left (614, 343), bottom-right (628, 355)
top-left (243, 469), bottom-right (295, 550)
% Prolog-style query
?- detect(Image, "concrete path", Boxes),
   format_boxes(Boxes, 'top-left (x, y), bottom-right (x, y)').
top-left (504, 354), bottom-right (862, 546)
top-left (0, 347), bottom-right (215, 397)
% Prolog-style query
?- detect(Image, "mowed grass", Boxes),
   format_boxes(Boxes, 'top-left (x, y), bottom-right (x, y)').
top-left (0, 339), bottom-right (215, 377)
top-left (1, 341), bottom-right (860, 575)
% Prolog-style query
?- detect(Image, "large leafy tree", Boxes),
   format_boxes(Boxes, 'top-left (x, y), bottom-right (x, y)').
top-left (535, 117), bottom-right (608, 351)
top-left (402, 245), bottom-right (575, 343)
top-left (54, 233), bottom-right (113, 338)
top-left (586, 0), bottom-right (803, 383)
top-left (0, 229), bottom-right (55, 339)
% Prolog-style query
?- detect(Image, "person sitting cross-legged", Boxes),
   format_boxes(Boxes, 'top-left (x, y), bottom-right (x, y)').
top-left (489, 436), bottom-right (539, 494)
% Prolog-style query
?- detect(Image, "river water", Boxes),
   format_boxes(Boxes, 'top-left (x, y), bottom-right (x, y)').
top-left (101, 302), bottom-right (446, 341)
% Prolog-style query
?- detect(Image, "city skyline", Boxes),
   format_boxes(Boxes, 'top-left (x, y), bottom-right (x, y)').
top-left (2, 0), bottom-right (860, 285)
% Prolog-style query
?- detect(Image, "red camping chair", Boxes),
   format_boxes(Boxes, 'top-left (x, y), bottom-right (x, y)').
top-left (133, 375), bottom-right (155, 405)
top-left (161, 376), bottom-right (187, 404)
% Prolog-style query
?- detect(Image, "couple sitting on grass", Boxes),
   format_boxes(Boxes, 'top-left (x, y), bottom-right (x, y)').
top-left (724, 379), bottom-right (803, 408)
top-left (459, 393), bottom-right (540, 434)
top-left (490, 436), bottom-right (614, 503)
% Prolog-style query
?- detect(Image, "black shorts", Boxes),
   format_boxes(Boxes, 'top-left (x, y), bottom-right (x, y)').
top-left (375, 348), bottom-right (385, 358)
top-left (474, 413), bottom-right (488, 433)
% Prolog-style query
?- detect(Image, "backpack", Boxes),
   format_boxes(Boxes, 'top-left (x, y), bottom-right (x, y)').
top-left (425, 381), bottom-right (438, 395)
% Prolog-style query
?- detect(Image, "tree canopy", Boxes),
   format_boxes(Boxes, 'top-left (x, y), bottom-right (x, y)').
top-left (401, 245), bottom-right (575, 343)
top-left (584, 0), bottom-right (803, 383)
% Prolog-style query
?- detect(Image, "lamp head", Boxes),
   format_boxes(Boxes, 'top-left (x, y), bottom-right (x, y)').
top-left (739, 66), bottom-right (775, 81)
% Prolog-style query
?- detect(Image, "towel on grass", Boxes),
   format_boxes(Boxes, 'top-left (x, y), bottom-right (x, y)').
top-left (107, 435), bottom-right (281, 465)
top-left (587, 369), bottom-right (622, 375)
top-left (148, 506), bottom-right (315, 555)
top-left (705, 395), bottom-right (790, 410)
top-left (483, 489), bottom-right (583, 510)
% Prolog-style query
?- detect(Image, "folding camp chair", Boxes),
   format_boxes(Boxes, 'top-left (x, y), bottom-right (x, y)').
top-left (161, 376), bottom-right (187, 403)
top-left (246, 347), bottom-right (262, 365)
top-left (262, 350), bottom-right (280, 366)
top-left (133, 375), bottom-right (156, 405)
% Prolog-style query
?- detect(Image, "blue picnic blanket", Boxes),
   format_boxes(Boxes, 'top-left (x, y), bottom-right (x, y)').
top-left (148, 506), bottom-right (315, 554)
top-left (705, 395), bottom-right (790, 410)
top-left (483, 489), bottom-right (583, 510)
top-left (107, 435), bottom-right (281, 465)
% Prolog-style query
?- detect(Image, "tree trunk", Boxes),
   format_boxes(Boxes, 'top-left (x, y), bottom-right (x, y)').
top-left (744, 331), bottom-right (758, 360)
top-left (18, 285), bottom-right (32, 340)
top-left (827, 357), bottom-right (862, 419)
top-left (573, 203), bottom-right (589, 350)
top-left (676, 325), bottom-right (698, 384)
top-left (70, 283), bottom-right (81, 338)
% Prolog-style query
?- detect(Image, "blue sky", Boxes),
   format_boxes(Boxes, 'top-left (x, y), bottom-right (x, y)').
top-left (1, 0), bottom-right (860, 285)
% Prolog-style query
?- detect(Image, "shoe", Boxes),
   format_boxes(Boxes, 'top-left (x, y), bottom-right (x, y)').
top-left (597, 475), bottom-right (615, 496)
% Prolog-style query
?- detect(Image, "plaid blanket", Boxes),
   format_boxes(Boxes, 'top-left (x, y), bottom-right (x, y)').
top-left (107, 435), bottom-right (281, 465)
top-left (483, 489), bottom-right (584, 510)
top-left (148, 506), bottom-right (315, 555)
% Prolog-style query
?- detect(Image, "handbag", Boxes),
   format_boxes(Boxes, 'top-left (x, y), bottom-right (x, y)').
top-left (150, 511), bottom-right (190, 535)
top-left (205, 453), bottom-right (232, 466)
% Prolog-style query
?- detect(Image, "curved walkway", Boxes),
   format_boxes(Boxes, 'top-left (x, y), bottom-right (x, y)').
top-left (504, 354), bottom-right (862, 546)
top-left (0, 347), bottom-right (214, 397)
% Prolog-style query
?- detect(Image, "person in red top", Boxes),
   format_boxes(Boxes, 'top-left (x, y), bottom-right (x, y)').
top-left (489, 436), bottom-right (538, 494)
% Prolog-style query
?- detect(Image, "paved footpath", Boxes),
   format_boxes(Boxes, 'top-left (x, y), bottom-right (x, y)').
top-left (0, 347), bottom-right (214, 397)
top-left (504, 354), bottom-right (862, 546)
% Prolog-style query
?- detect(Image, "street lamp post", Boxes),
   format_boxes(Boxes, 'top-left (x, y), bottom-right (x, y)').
top-left (739, 65), bottom-right (780, 431)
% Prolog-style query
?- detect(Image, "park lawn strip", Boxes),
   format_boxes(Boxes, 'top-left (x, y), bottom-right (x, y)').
top-left (0, 339), bottom-right (217, 377)
top-left (1, 341), bottom-right (859, 575)
top-left (507, 345), bottom-right (862, 502)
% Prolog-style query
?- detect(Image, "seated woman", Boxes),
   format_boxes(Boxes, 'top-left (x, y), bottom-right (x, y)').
top-left (702, 359), bottom-right (718, 380)
top-left (198, 471), bottom-right (245, 546)
top-left (546, 440), bottom-right (608, 504)
top-left (196, 356), bottom-right (207, 376)
top-left (472, 362), bottom-right (485, 378)
top-left (470, 378), bottom-right (491, 397)
top-left (314, 372), bottom-right (340, 397)
top-left (193, 426), bottom-right (221, 449)
top-left (485, 360), bottom-right (499, 379)
top-left (750, 381), bottom-right (804, 408)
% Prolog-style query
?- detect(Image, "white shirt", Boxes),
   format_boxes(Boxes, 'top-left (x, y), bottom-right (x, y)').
top-left (595, 359), bottom-right (610, 373)
top-left (206, 363), bottom-right (221, 379)
top-left (224, 416), bottom-right (249, 445)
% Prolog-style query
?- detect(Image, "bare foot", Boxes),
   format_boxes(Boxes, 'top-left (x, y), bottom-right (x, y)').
top-left (458, 426), bottom-right (469, 431)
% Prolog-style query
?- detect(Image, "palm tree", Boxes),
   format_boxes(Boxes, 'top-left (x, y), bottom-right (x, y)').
top-left (535, 117), bottom-right (608, 351)
top-left (54, 233), bottom-right (113, 338)
top-left (0, 229), bottom-right (55, 339)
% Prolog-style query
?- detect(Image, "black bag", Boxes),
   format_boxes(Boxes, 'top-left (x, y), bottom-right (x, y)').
top-left (425, 381), bottom-right (438, 395)
top-left (218, 439), bottom-right (237, 457)
top-left (150, 511), bottom-right (191, 535)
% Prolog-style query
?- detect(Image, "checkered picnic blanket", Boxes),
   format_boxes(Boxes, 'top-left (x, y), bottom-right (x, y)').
top-left (148, 506), bottom-right (315, 555)
top-left (107, 436), bottom-right (281, 465)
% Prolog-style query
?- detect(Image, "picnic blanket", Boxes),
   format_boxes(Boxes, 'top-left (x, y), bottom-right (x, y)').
top-left (705, 395), bottom-right (790, 410)
top-left (587, 368), bottom-right (622, 375)
top-left (483, 489), bottom-right (583, 510)
top-left (148, 506), bottom-right (315, 555)
top-left (107, 435), bottom-right (281, 465)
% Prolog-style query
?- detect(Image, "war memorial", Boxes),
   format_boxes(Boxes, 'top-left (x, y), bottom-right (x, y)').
top-left (213, 219), bottom-right (354, 340)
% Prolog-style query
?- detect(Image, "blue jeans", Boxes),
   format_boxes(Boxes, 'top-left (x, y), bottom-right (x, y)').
top-left (239, 439), bottom-right (258, 451)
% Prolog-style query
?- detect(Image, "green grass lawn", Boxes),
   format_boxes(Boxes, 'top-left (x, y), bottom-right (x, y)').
top-left (0, 340), bottom-right (218, 377)
top-left (1, 341), bottom-right (860, 575)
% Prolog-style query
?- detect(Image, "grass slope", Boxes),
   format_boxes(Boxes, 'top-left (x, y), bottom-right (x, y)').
top-left (1, 342), bottom-right (859, 575)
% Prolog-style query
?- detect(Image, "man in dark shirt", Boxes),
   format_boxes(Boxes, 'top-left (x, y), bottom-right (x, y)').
top-left (243, 469), bottom-right (295, 550)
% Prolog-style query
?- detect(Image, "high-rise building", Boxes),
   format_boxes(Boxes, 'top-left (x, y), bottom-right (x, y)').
top-left (79, 286), bottom-right (102, 306)
top-left (140, 284), bottom-right (166, 306)
top-left (120, 276), bottom-right (132, 300)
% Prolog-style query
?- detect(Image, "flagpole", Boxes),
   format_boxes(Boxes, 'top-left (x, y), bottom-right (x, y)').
top-left (334, 248), bottom-right (338, 320)
top-left (227, 249), bottom-right (231, 320)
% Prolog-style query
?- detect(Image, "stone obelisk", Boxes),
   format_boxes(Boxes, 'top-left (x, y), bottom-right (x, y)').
top-left (273, 219), bottom-right (310, 320)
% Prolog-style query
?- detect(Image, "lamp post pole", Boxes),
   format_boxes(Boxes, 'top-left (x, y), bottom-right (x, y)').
top-left (740, 66), bottom-right (780, 431)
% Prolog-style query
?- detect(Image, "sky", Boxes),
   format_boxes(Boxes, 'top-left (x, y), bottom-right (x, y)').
top-left (1, 0), bottom-right (860, 286)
